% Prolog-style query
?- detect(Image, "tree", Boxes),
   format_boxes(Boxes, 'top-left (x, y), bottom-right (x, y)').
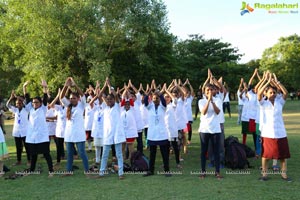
top-left (174, 34), bottom-right (243, 88)
top-left (260, 34), bottom-right (300, 91)
top-left (0, 0), bottom-right (176, 95)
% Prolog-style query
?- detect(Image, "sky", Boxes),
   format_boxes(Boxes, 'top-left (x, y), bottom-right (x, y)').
top-left (163, 0), bottom-right (300, 63)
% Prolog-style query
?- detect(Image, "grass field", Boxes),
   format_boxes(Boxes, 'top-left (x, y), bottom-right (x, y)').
top-left (1, 100), bottom-right (300, 200)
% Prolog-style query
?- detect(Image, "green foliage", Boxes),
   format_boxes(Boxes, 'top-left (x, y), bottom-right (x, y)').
top-left (174, 34), bottom-right (243, 89)
top-left (260, 34), bottom-right (300, 91)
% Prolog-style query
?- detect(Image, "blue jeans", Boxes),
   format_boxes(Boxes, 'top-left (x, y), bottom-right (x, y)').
top-left (100, 143), bottom-right (123, 176)
top-left (66, 142), bottom-right (89, 172)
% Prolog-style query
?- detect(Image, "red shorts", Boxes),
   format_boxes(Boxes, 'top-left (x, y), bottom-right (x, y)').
top-left (261, 137), bottom-right (290, 159)
top-left (249, 119), bottom-right (256, 132)
top-left (126, 138), bottom-right (135, 143)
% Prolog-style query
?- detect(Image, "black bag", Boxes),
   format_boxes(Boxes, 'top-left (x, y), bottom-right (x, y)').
top-left (225, 136), bottom-right (252, 169)
top-left (130, 151), bottom-right (149, 172)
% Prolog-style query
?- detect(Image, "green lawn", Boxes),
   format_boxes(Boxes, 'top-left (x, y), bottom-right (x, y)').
top-left (1, 100), bottom-right (300, 200)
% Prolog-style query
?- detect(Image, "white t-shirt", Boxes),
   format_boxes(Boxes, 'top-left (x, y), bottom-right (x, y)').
top-left (165, 103), bottom-right (178, 139)
top-left (173, 97), bottom-right (188, 130)
top-left (215, 92), bottom-right (225, 124)
top-left (102, 103), bottom-right (126, 145)
top-left (91, 103), bottom-right (105, 139)
top-left (0, 126), bottom-right (5, 142)
top-left (146, 102), bottom-right (168, 141)
top-left (46, 107), bottom-right (57, 136)
top-left (62, 96), bottom-right (86, 143)
top-left (121, 108), bottom-right (138, 139)
top-left (198, 97), bottom-right (222, 133)
top-left (184, 96), bottom-right (194, 122)
top-left (247, 90), bottom-right (258, 120)
top-left (84, 104), bottom-right (95, 131)
top-left (7, 105), bottom-right (29, 137)
top-left (54, 105), bottom-right (66, 138)
top-left (237, 90), bottom-right (244, 106)
top-left (25, 104), bottom-right (49, 144)
top-left (259, 96), bottom-right (287, 139)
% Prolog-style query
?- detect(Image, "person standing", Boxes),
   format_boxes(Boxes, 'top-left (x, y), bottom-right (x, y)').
top-left (23, 80), bottom-right (54, 176)
top-left (6, 91), bottom-right (30, 166)
top-left (143, 85), bottom-right (171, 177)
top-left (198, 83), bottom-right (223, 180)
top-left (257, 73), bottom-right (291, 181)
top-left (95, 78), bottom-right (126, 180)
top-left (60, 77), bottom-right (89, 175)
top-left (237, 78), bottom-right (244, 125)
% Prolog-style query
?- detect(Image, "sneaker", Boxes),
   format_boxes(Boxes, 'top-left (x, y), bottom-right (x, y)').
top-left (281, 176), bottom-right (292, 182)
top-left (143, 171), bottom-right (154, 177)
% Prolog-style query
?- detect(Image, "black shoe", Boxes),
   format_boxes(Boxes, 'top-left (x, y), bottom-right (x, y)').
top-left (143, 171), bottom-right (154, 177)
top-left (281, 176), bottom-right (292, 182)
top-left (258, 176), bottom-right (268, 181)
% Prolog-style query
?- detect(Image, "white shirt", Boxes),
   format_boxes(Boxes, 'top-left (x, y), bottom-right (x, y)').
top-left (133, 93), bottom-right (145, 131)
top-left (54, 105), bottom-right (66, 138)
top-left (184, 96), bottom-right (194, 122)
top-left (7, 105), bottom-right (29, 137)
top-left (62, 96), bottom-right (86, 143)
top-left (25, 104), bottom-right (49, 144)
top-left (46, 107), bottom-right (57, 136)
top-left (173, 97), bottom-right (188, 130)
top-left (0, 126), bottom-right (5, 142)
top-left (241, 94), bottom-right (249, 122)
top-left (146, 102), bottom-right (168, 141)
top-left (237, 90), bottom-right (244, 106)
top-left (165, 103), bottom-right (178, 139)
top-left (216, 92), bottom-right (225, 124)
top-left (198, 97), bottom-right (222, 133)
top-left (259, 96), bottom-right (287, 139)
top-left (223, 92), bottom-right (230, 103)
top-left (102, 103), bottom-right (126, 145)
top-left (91, 103), bottom-right (105, 139)
top-left (121, 108), bottom-right (138, 139)
top-left (84, 104), bottom-right (95, 131)
top-left (140, 104), bottom-right (149, 128)
top-left (247, 90), bottom-right (258, 120)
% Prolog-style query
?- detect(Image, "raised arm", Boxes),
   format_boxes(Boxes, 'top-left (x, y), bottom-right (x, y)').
top-left (70, 78), bottom-right (84, 97)
top-left (248, 68), bottom-right (258, 87)
top-left (60, 77), bottom-right (72, 100)
top-left (6, 90), bottom-right (16, 108)
top-left (48, 88), bottom-right (61, 108)
top-left (257, 73), bottom-right (271, 101)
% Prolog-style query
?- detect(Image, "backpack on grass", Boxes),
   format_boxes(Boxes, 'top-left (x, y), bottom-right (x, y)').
top-left (224, 136), bottom-right (254, 170)
top-left (130, 151), bottom-right (149, 172)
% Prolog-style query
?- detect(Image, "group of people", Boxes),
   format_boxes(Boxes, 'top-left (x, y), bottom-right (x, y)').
top-left (0, 69), bottom-right (292, 181)
top-left (0, 77), bottom-right (195, 179)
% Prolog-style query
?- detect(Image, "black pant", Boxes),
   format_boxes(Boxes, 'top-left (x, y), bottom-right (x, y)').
top-left (169, 140), bottom-right (180, 164)
top-left (30, 153), bottom-right (53, 172)
top-left (14, 137), bottom-right (30, 162)
top-left (136, 131), bottom-right (144, 153)
top-left (223, 102), bottom-right (231, 115)
top-left (54, 137), bottom-right (65, 163)
top-left (144, 128), bottom-right (148, 146)
top-left (149, 144), bottom-right (169, 173)
top-left (187, 121), bottom-right (193, 141)
top-left (200, 133), bottom-right (220, 173)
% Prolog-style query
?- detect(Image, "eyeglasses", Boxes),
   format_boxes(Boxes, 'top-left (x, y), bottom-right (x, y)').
top-left (32, 101), bottom-right (40, 104)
